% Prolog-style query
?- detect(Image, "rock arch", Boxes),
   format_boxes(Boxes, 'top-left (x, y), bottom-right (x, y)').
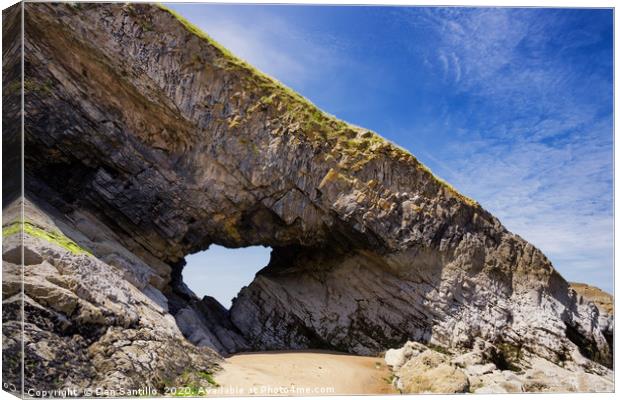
top-left (20, 2), bottom-right (611, 369)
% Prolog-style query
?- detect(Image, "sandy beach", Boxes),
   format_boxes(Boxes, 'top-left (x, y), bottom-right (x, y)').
top-left (211, 350), bottom-right (398, 396)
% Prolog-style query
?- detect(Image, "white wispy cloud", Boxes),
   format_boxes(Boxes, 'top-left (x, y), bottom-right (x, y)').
top-left (410, 8), bottom-right (613, 291)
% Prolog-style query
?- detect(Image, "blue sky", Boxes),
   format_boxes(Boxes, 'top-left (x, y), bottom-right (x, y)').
top-left (185, 245), bottom-right (270, 308)
top-left (174, 4), bottom-right (614, 304)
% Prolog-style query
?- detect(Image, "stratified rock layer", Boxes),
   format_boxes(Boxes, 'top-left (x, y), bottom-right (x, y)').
top-left (3, 198), bottom-right (222, 393)
top-left (3, 1), bottom-right (612, 392)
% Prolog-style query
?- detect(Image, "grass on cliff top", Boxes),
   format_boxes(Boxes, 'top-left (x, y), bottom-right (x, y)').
top-left (155, 4), bottom-right (327, 112)
top-left (155, 4), bottom-right (478, 207)
top-left (3, 221), bottom-right (92, 256)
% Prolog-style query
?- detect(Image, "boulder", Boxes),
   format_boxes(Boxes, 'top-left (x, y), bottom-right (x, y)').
top-left (396, 350), bottom-right (469, 393)
top-left (385, 341), bottom-right (427, 369)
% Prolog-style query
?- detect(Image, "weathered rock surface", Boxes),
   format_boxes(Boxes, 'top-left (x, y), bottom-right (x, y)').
top-left (2, 1), bottom-right (613, 393)
top-left (2, 198), bottom-right (222, 393)
top-left (396, 349), bottom-right (470, 393)
top-left (174, 296), bottom-right (249, 355)
top-left (568, 282), bottom-right (614, 367)
top-left (387, 341), bottom-right (613, 393)
top-left (571, 283), bottom-right (614, 316)
top-left (2, 201), bottom-right (220, 389)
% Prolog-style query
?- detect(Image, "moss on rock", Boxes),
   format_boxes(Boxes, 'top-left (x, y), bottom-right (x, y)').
top-left (3, 221), bottom-right (92, 255)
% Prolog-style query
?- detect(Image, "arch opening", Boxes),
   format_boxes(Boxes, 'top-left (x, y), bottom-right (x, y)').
top-left (183, 244), bottom-right (272, 309)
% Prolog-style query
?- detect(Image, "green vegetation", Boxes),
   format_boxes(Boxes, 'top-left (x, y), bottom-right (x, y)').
top-left (4, 80), bottom-right (21, 95)
top-left (222, 219), bottom-right (242, 243)
top-left (156, 3), bottom-right (479, 209)
top-left (156, 2), bottom-right (358, 139)
top-left (173, 386), bottom-right (203, 397)
top-left (140, 20), bottom-right (154, 32)
top-left (3, 221), bottom-right (92, 256)
top-left (156, 4), bottom-right (252, 68)
top-left (195, 371), bottom-right (219, 387)
top-left (418, 163), bottom-right (479, 207)
top-left (24, 78), bottom-right (55, 95)
top-left (427, 343), bottom-right (451, 356)
top-left (383, 373), bottom-right (397, 384)
top-left (168, 370), bottom-right (219, 397)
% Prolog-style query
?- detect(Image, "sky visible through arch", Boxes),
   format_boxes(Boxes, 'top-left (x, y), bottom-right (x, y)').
top-left (173, 4), bottom-right (613, 300)
top-left (184, 245), bottom-right (271, 308)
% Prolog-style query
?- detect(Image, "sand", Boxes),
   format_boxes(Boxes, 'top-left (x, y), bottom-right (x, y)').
top-left (210, 350), bottom-right (398, 396)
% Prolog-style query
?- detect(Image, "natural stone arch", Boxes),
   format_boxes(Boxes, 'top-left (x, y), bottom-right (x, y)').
top-left (22, 2), bottom-right (611, 367)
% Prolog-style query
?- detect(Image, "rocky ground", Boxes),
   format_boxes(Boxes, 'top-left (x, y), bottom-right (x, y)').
top-left (385, 340), bottom-right (614, 393)
top-left (2, 2), bottom-right (614, 395)
top-left (2, 198), bottom-right (222, 395)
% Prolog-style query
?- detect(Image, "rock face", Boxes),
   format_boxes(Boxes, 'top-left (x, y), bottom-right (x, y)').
top-left (2, 198), bottom-right (221, 394)
top-left (570, 283), bottom-right (614, 316)
top-left (2, 2), bottom-right (613, 393)
top-left (174, 295), bottom-right (250, 355)
top-left (569, 282), bottom-right (614, 364)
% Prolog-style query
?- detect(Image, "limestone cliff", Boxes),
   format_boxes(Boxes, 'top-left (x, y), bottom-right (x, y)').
top-left (2, 2), bottom-right (613, 394)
